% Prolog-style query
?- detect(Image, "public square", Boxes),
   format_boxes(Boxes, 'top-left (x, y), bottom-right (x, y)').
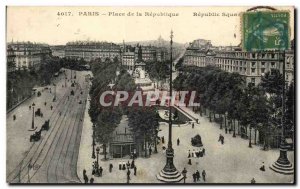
top-left (77, 100), bottom-right (294, 184)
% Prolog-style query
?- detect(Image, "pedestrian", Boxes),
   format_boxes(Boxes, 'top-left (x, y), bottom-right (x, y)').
top-left (13, 115), bottom-right (16, 121)
top-left (218, 134), bottom-right (222, 142)
top-left (126, 161), bottom-right (130, 169)
top-left (149, 146), bottom-right (152, 156)
top-left (50, 105), bottom-right (53, 110)
top-left (29, 105), bottom-right (31, 110)
top-left (127, 168), bottom-right (131, 180)
top-left (131, 159), bottom-right (135, 169)
top-left (192, 123), bottom-right (194, 129)
top-left (221, 136), bottom-right (224, 145)
top-left (196, 118), bottom-right (199, 124)
top-left (83, 169), bottom-right (88, 184)
top-left (119, 162), bottom-right (122, 170)
top-left (99, 166), bottom-right (103, 176)
top-left (182, 168), bottom-right (187, 183)
top-left (192, 173), bottom-right (196, 182)
top-left (260, 162), bottom-right (265, 171)
top-left (196, 170), bottom-right (200, 181)
top-left (192, 149), bottom-right (195, 157)
top-left (162, 136), bottom-right (165, 144)
top-left (134, 165), bottom-right (137, 176)
top-left (44, 102), bottom-right (47, 106)
top-left (90, 177), bottom-right (94, 184)
top-left (202, 170), bottom-right (206, 182)
top-left (59, 112), bottom-right (62, 116)
top-left (177, 138), bottom-right (180, 146)
top-left (188, 158), bottom-right (192, 165)
top-left (225, 127), bottom-right (228, 134)
top-left (109, 163), bottom-right (113, 173)
top-left (188, 150), bottom-right (191, 158)
top-left (251, 178), bottom-right (256, 184)
top-left (122, 162), bottom-right (126, 170)
top-left (203, 148), bottom-right (206, 156)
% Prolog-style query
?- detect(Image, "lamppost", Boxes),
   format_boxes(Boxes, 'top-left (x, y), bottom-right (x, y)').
top-left (233, 119), bottom-right (236, 138)
top-left (157, 30), bottom-right (183, 182)
top-left (92, 124), bottom-right (96, 159)
top-left (249, 126), bottom-right (252, 148)
top-left (53, 83), bottom-right (56, 101)
top-left (96, 146), bottom-right (100, 166)
top-left (31, 102), bottom-right (35, 130)
top-left (154, 129), bottom-right (158, 153)
top-left (224, 112), bottom-right (228, 133)
top-left (93, 146), bottom-right (100, 177)
top-left (270, 51), bottom-right (293, 174)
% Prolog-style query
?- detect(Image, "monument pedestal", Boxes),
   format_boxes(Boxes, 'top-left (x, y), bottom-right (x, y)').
top-left (270, 142), bottom-right (294, 175)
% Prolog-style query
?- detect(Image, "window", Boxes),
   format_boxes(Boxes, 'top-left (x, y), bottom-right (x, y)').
top-left (261, 68), bottom-right (265, 74)
top-left (251, 62), bottom-right (256, 67)
top-left (251, 53), bottom-right (255, 58)
top-left (251, 78), bottom-right (255, 84)
top-left (251, 68), bottom-right (256, 74)
top-left (261, 62), bottom-right (265, 67)
top-left (271, 62), bottom-right (275, 67)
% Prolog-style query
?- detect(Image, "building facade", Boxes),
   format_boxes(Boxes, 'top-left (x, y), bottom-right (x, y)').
top-left (183, 44), bottom-right (294, 86)
top-left (65, 41), bottom-right (121, 62)
top-left (50, 45), bottom-right (65, 58)
top-left (7, 46), bottom-right (16, 72)
top-left (8, 42), bottom-right (52, 70)
top-left (122, 51), bottom-right (135, 70)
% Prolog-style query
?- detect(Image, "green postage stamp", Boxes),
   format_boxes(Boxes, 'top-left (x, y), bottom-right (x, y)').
top-left (242, 11), bottom-right (290, 51)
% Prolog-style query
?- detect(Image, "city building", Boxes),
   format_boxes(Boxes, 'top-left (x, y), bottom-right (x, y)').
top-left (134, 45), bottom-right (157, 62)
top-left (50, 45), bottom-right (65, 58)
top-left (183, 42), bottom-right (294, 86)
top-left (65, 41), bottom-right (121, 62)
top-left (6, 45), bottom-right (16, 72)
top-left (122, 51), bottom-right (135, 71)
top-left (8, 42), bottom-right (52, 70)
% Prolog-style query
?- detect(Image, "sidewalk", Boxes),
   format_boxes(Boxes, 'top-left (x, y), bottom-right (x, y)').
top-left (7, 71), bottom-right (72, 175)
top-left (76, 102), bottom-right (294, 183)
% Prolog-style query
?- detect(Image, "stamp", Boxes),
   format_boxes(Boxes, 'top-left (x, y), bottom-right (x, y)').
top-left (242, 11), bottom-right (290, 51)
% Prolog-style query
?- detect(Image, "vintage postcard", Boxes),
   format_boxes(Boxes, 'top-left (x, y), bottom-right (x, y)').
top-left (6, 6), bottom-right (295, 184)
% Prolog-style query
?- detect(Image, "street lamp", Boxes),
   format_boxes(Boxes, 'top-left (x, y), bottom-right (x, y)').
top-left (92, 124), bottom-right (96, 159)
top-left (249, 126), bottom-right (252, 148)
top-left (154, 129), bottom-right (158, 153)
top-left (225, 112), bottom-right (228, 132)
top-left (53, 83), bottom-right (56, 102)
top-left (157, 30), bottom-right (183, 182)
top-left (270, 51), bottom-right (293, 174)
top-left (233, 120), bottom-right (236, 138)
top-left (31, 102), bottom-right (35, 130)
top-left (96, 146), bottom-right (100, 167)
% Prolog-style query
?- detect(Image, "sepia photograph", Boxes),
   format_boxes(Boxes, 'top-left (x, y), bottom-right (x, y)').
top-left (5, 6), bottom-right (295, 184)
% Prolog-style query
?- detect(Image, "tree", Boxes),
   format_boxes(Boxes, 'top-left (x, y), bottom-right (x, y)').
top-left (128, 107), bottom-right (159, 157)
top-left (284, 81), bottom-right (294, 139)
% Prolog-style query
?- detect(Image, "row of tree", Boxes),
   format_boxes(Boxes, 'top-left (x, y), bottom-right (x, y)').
top-left (88, 58), bottom-right (160, 159)
top-left (7, 56), bottom-right (63, 110)
top-left (173, 65), bottom-right (294, 149)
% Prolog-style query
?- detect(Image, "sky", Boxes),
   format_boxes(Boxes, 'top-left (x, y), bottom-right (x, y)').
top-left (6, 6), bottom-right (294, 46)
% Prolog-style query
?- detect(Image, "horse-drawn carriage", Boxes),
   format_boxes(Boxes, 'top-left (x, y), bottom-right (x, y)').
top-left (35, 108), bottom-right (43, 117)
top-left (30, 130), bottom-right (41, 142)
top-left (41, 120), bottom-right (50, 131)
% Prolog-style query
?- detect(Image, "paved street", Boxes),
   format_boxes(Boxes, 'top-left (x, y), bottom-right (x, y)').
top-left (77, 102), bottom-right (294, 184)
top-left (7, 69), bottom-right (90, 183)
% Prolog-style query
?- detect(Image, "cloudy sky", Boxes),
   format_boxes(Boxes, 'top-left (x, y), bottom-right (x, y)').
top-left (6, 6), bottom-right (294, 46)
